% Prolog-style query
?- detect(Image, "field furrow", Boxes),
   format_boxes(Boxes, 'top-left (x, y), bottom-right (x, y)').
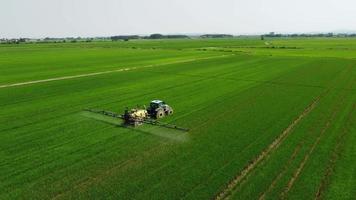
top-left (1, 39), bottom-right (355, 199)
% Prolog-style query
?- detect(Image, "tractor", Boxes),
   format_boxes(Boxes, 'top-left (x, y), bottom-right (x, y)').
top-left (85, 100), bottom-right (188, 131)
top-left (147, 100), bottom-right (174, 119)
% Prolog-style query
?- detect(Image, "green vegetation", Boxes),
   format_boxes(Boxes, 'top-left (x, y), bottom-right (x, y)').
top-left (0, 38), bottom-right (355, 199)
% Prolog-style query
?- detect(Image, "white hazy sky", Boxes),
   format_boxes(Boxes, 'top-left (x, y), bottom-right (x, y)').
top-left (1, 0), bottom-right (356, 38)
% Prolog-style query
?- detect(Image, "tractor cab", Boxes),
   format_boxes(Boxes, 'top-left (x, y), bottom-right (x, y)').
top-left (147, 100), bottom-right (173, 119)
top-left (149, 100), bottom-right (165, 110)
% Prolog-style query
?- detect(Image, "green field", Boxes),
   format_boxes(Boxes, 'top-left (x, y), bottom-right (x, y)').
top-left (0, 38), bottom-right (355, 199)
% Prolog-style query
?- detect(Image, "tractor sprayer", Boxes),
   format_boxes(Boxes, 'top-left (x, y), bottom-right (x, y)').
top-left (85, 100), bottom-right (189, 132)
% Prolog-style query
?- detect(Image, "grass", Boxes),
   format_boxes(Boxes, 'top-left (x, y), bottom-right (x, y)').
top-left (0, 38), bottom-right (355, 199)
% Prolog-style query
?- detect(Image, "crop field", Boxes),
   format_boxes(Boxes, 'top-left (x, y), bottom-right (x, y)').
top-left (0, 38), bottom-right (355, 199)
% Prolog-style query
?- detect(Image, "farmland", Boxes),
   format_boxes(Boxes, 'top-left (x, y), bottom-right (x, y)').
top-left (0, 38), bottom-right (355, 199)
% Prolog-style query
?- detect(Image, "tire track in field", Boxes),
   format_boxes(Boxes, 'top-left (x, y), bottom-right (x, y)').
top-left (216, 63), bottom-right (353, 200)
top-left (258, 65), bottom-right (354, 199)
top-left (0, 55), bottom-right (231, 89)
top-left (257, 99), bottom-right (332, 199)
top-left (313, 68), bottom-right (355, 199)
top-left (257, 108), bottom-right (327, 200)
top-left (258, 144), bottom-right (302, 200)
top-left (280, 115), bottom-right (332, 199)
top-left (214, 93), bottom-right (323, 200)
top-left (181, 62), bottom-right (324, 198)
top-left (314, 103), bottom-right (355, 200)
top-left (279, 66), bottom-right (354, 199)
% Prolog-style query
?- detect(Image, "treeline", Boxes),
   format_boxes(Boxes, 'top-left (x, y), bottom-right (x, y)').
top-left (144, 34), bottom-right (189, 39)
top-left (4, 32), bottom-right (356, 44)
top-left (0, 37), bottom-right (96, 44)
top-left (200, 34), bottom-right (233, 38)
top-left (111, 34), bottom-right (190, 41)
top-left (110, 34), bottom-right (234, 41)
top-left (0, 38), bottom-right (28, 44)
top-left (2, 34), bottom-right (231, 44)
top-left (42, 37), bottom-right (94, 43)
top-left (43, 37), bottom-right (94, 42)
top-left (111, 35), bottom-right (140, 41)
top-left (262, 32), bottom-right (356, 38)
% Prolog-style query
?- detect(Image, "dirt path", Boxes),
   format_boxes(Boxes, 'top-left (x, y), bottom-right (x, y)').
top-left (214, 94), bottom-right (322, 200)
top-left (0, 55), bottom-right (231, 89)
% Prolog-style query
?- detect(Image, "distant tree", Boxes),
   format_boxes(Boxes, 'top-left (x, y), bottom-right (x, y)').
top-left (326, 33), bottom-right (333, 37)
top-left (111, 35), bottom-right (139, 41)
top-left (149, 34), bottom-right (164, 39)
top-left (18, 38), bottom-right (27, 43)
top-left (200, 34), bottom-right (233, 38)
top-left (166, 35), bottom-right (189, 39)
top-left (261, 35), bottom-right (264, 40)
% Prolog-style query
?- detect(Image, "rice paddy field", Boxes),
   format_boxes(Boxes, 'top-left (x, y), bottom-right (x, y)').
top-left (0, 38), bottom-right (355, 199)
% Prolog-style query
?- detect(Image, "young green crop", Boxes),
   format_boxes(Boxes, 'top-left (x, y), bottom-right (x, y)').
top-left (0, 38), bottom-right (355, 199)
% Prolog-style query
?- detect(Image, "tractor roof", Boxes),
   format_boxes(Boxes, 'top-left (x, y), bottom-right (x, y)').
top-left (151, 100), bottom-right (163, 104)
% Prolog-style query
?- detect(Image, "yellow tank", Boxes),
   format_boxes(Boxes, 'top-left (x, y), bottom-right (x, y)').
top-left (129, 109), bottom-right (148, 119)
top-left (123, 108), bottom-right (149, 126)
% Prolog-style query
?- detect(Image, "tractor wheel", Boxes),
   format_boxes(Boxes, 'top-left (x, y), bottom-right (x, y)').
top-left (168, 109), bottom-right (174, 115)
top-left (156, 110), bottom-right (165, 119)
